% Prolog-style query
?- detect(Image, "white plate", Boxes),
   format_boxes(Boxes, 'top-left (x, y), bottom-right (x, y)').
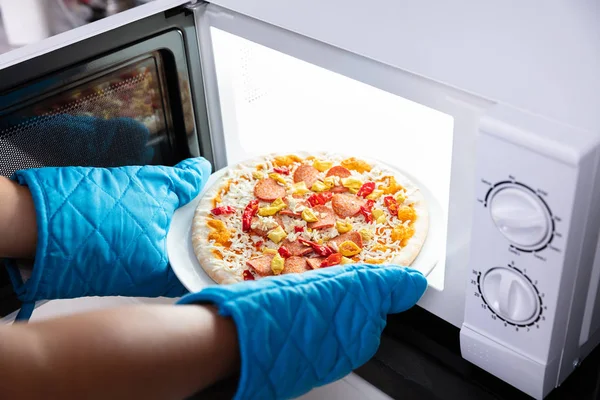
top-left (168, 162), bottom-right (445, 293)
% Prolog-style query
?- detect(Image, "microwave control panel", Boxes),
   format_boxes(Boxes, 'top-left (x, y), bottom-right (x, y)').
top-left (462, 128), bottom-right (578, 370)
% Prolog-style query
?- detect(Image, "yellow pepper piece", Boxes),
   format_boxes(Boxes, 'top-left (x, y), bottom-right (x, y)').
top-left (340, 256), bottom-right (354, 265)
top-left (395, 192), bottom-right (406, 204)
top-left (313, 159), bottom-right (333, 172)
top-left (397, 206), bottom-right (417, 223)
top-left (323, 176), bottom-right (337, 189)
top-left (341, 177), bottom-right (363, 194)
top-left (372, 243), bottom-right (388, 252)
top-left (311, 181), bottom-right (329, 192)
top-left (271, 254), bottom-right (285, 275)
top-left (339, 240), bottom-right (362, 257)
top-left (366, 190), bottom-right (384, 200)
top-left (267, 226), bottom-right (287, 244)
top-left (359, 229), bottom-right (373, 242)
top-left (292, 182), bottom-right (309, 195)
top-left (263, 248), bottom-right (277, 255)
top-left (372, 209), bottom-right (386, 224)
top-left (391, 224), bottom-right (416, 246)
top-left (258, 198), bottom-right (287, 216)
top-left (269, 173), bottom-right (287, 185)
top-left (365, 258), bottom-right (385, 265)
top-left (273, 155), bottom-right (302, 167)
top-left (302, 208), bottom-right (319, 222)
top-left (252, 171), bottom-right (265, 180)
top-left (335, 220), bottom-right (353, 234)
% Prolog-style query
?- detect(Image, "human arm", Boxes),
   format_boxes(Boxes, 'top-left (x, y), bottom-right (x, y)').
top-left (0, 176), bottom-right (37, 259)
top-left (0, 304), bottom-right (239, 400)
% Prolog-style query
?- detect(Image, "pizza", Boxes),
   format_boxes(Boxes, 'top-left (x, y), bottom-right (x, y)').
top-left (191, 152), bottom-right (429, 284)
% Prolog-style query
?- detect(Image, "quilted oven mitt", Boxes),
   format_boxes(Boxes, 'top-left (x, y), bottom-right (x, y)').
top-left (5, 157), bottom-right (212, 321)
top-left (178, 263), bottom-right (427, 400)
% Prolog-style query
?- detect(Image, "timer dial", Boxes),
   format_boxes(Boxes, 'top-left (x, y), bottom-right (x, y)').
top-left (489, 186), bottom-right (552, 249)
top-left (481, 267), bottom-right (539, 323)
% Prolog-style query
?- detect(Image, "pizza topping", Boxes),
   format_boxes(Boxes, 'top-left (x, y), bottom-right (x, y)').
top-left (207, 219), bottom-right (232, 246)
top-left (252, 171), bottom-right (265, 180)
top-left (313, 160), bottom-right (333, 172)
top-left (391, 224), bottom-right (416, 246)
top-left (268, 173), bottom-right (287, 186)
top-left (274, 154), bottom-right (302, 167)
top-left (251, 216), bottom-right (282, 236)
top-left (306, 192), bottom-right (333, 207)
top-left (242, 270), bottom-right (255, 280)
top-left (340, 256), bottom-right (354, 265)
top-left (292, 182), bottom-right (310, 195)
top-left (301, 208), bottom-right (319, 223)
top-left (278, 246), bottom-right (292, 258)
top-left (341, 157), bottom-right (372, 173)
top-left (263, 248), bottom-right (278, 255)
top-left (271, 254), bottom-right (285, 275)
top-left (359, 200), bottom-right (375, 223)
top-left (341, 177), bottom-right (364, 194)
top-left (294, 226), bottom-right (305, 233)
top-left (242, 200), bottom-right (260, 232)
top-left (366, 190), bottom-right (384, 200)
top-left (255, 240), bottom-right (264, 249)
top-left (280, 239), bottom-right (312, 256)
top-left (280, 210), bottom-right (302, 218)
top-left (258, 198), bottom-right (287, 217)
top-left (397, 205), bottom-right (417, 223)
top-left (326, 166), bottom-right (352, 178)
top-left (371, 209), bottom-right (387, 224)
top-left (283, 256), bottom-right (311, 274)
top-left (267, 226), bottom-right (288, 244)
top-left (356, 182), bottom-right (376, 198)
top-left (311, 181), bottom-right (329, 192)
top-left (338, 241), bottom-right (362, 257)
top-left (306, 257), bottom-right (324, 270)
top-left (335, 220), bottom-right (353, 234)
top-left (308, 205), bottom-right (336, 230)
top-left (246, 254), bottom-right (275, 276)
top-left (358, 230), bottom-right (373, 244)
top-left (331, 193), bottom-right (363, 218)
top-left (381, 176), bottom-right (403, 195)
top-left (298, 237), bottom-right (335, 257)
top-left (384, 196), bottom-right (400, 216)
top-left (293, 164), bottom-right (320, 189)
top-left (254, 178), bottom-right (287, 202)
top-left (210, 205), bottom-right (236, 216)
top-left (320, 253), bottom-right (342, 268)
top-left (328, 231), bottom-right (364, 250)
top-left (273, 166), bottom-right (290, 175)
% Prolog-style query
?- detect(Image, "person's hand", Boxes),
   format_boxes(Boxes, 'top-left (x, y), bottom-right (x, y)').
top-left (178, 263), bottom-right (427, 400)
top-left (5, 157), bottom-right (212, 319)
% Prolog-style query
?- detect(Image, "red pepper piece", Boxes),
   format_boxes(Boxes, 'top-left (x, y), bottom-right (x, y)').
top-left (210, 205), bottom-right (236, 216)
top-left (273, 166), bottom-right (290, 175)
top-left (383, 196), bottom-right (399, 216)
top-left (356, 182), bottom-right (376, 198)
top-left (255, 240), bottom-right (264, 249)
top-left (242, 200), bottom-right (259, 232)
top-left (306, 191), bottom-right (334, 207)
top-left (294, 226), bottom-right (304, 233)
top-left (243, 270), bottom-right (255, 281)
top-left (360, 199), bottom-right (375, 223)
top-left (298, 237), bottom-right (334, 257)
top-left (278, 246), bottom-right (292, 258)
top-left (320, 253), bottom-right (342, 268)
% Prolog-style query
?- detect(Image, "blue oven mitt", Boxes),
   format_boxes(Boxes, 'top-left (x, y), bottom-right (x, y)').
top-left (178, 264), bottom-right (427, 400)
top-left (5, 157), bottom-right (212, 321)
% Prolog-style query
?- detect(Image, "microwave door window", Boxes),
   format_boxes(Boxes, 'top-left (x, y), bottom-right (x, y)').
top-left (0, 54), bottom-right (175, 178)
top-left (209, 28), bottom-right (454, 284)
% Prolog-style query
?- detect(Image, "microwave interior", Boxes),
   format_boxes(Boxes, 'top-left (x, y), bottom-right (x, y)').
top-left (1, 3), bottom-right (599, 399)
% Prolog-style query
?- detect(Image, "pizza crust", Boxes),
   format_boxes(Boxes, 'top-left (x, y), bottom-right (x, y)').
top-left (192, 152), bottom-right (430, 284)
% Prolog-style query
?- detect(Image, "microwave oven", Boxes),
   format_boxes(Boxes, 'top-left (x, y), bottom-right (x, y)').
top-left (0, 1), bottom-right (598, 399)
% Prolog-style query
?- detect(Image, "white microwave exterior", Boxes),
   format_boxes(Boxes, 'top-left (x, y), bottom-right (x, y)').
top-left (206, 0), bottom-right (600, 134)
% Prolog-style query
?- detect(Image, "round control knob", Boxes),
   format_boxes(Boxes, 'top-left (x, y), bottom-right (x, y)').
top-left (481, 267), bottom-right (539, 323)
top-left (489, 186), bottom-right (551, 248)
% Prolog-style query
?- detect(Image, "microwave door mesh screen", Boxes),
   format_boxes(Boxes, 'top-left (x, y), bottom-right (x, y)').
top-left (0, 56), bottom-right (172, 178)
